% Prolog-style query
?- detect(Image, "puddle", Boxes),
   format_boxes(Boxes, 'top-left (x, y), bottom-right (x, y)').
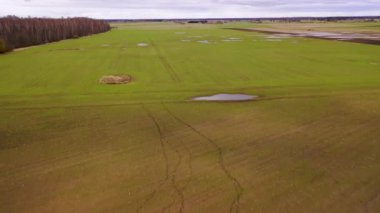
top-left (101, 44), bottom-right (110, 47)
top-left (222, 40), bottom-right (241, 42)
top-left (223, 37), bottom-right (242, 42)
top-left (137, 43), bottom-right (149, 47)
top-left (266, 34), bottom-right (292, 39)
top-left (198, 40), bottom-right (210, 44)
top-left (192, 94), bottom-right (257, 101)
top-left (175, 32), bottom-right (186, 35)
top-left (181, 39), bottom-right (191, 42)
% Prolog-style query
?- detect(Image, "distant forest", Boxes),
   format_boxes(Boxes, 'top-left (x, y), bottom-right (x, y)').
top-left (0, 16), bottom-right (111, 53)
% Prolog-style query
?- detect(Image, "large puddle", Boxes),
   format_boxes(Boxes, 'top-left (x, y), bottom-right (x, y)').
top-left (192, 94), bottom-right (257, 101)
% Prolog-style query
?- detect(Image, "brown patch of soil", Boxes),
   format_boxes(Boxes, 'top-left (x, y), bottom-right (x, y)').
top-left (99, 75), bottom-right (132, 84)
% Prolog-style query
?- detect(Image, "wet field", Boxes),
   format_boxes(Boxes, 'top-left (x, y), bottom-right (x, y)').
top-left (229, 28), bottom-right (380, 45)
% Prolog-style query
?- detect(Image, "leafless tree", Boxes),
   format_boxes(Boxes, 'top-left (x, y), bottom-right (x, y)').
top-left (0, 16), bottom-right (111, 53)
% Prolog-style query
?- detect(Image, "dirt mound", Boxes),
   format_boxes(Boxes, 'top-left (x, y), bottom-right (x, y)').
top-left (99, 75), bottom-right (132, 84)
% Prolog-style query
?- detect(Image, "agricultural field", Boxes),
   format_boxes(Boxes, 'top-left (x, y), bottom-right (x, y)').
top-left (1, 21), bottom-right (380, 212)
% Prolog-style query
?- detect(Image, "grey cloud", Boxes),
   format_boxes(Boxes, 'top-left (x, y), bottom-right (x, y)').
top-left (1, 0), bottom-right (380, 18)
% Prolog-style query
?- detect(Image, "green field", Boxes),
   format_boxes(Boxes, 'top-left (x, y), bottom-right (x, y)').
top-left (1, 22), bottom-right (380, 212)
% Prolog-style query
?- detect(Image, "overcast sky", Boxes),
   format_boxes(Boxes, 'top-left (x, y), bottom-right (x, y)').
top-left (1, 0), bottom-right (380, 19)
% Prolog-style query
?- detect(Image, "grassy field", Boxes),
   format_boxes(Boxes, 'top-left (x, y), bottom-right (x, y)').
top-left (1, 21), bottom-right (380, 212)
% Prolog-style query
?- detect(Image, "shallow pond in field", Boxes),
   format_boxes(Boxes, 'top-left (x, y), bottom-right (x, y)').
top-left (192, 94), bottom-right (257, 101)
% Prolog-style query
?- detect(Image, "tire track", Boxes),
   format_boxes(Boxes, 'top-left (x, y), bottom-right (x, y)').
top-left (137, 106), bottom-right (170, 212)
top-left (179, 142), bottom-right (194, 194)
top-left (162, 142), bottom-right (185, 213)
top-left (150, 40), bottom-right (181, 83)
top-left (162, 106), bottom-right (194, 195)
top-left (109, 41), bottom-right (127, 71)
top-left (365, 189), bottom-right (380, 213)
top-left (139, 106), bottom-right (185, 213)
top-left (161, 117), bottom-right (194, 213)
top-left (162, 104), bottom-right (244, 213)
top-left (172, 156), bottom-right (186, 213)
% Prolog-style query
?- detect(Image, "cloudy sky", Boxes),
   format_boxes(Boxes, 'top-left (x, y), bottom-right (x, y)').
top-left (1, 0), bottom-right (380, 19)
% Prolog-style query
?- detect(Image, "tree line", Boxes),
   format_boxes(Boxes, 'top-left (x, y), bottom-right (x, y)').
top-left (0, 16), bottom-right (111, 53)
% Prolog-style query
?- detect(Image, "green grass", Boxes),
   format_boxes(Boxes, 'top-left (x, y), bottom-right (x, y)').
top-left (1, 22), bottom-right (380, 212)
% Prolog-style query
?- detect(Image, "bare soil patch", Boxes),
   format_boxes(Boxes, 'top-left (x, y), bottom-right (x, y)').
top-left (99, 75), bottom-right (132, 84)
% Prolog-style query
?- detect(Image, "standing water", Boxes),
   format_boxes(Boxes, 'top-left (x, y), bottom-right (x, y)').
top-left (192, 94), bottom-right (257, 101)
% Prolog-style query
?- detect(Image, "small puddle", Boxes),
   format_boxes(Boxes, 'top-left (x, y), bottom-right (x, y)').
top-left (189, 36), bottom-right (203, 38)
top-left (137, 43), bottom-right (149, 47)
top-left (266, 34), bottom-right (291, 39)
top-left (192, 94), bottom-right (257, 102)
top-left (198, 40), bottom-right (210, 44)
top-left (222, 37), bottom-right (242, 42)
top-left (223, 40), bottom-right (240, 42)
